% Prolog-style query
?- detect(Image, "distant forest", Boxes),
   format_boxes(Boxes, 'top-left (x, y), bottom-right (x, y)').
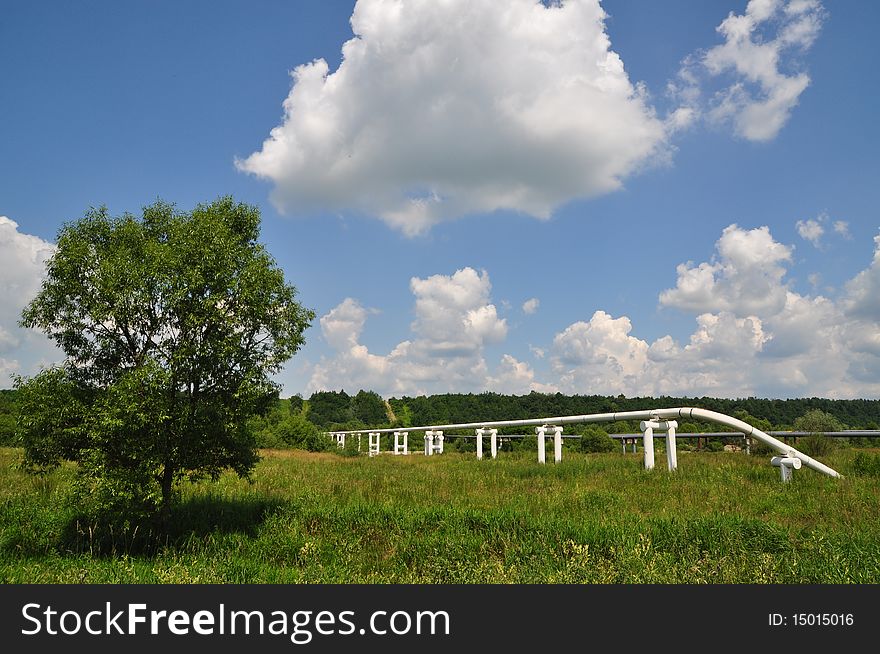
top-left (2, 387), bottom-right (879, 447)
top-left (295, 389), bottom-right (880, 433)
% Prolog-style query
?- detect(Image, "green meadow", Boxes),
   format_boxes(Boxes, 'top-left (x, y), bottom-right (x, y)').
top-left (2, 446), bottom-right (879, 583)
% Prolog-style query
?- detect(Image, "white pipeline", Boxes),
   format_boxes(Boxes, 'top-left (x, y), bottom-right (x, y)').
top-left (327, 407), bottom-right (842, 478)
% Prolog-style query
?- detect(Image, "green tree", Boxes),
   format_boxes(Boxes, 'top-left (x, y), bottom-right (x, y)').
top-left (16, 197), bottom-right (314, 530)
top-left (275, 413), bottom-right (332, 452)
top-left (578, 425), bottom-right (616, 453)
top-left (307, 390), bottom-right (352, 427)
top-left (288, 394), bottom-right (304, 416)
top-left (350, 390), bottom-right (387, 426)
top-left (794, 409), bottom-right (842, 457)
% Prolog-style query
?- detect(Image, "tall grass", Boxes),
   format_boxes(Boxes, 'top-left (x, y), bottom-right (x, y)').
top-left (1, 447), bottom-right (879, 583)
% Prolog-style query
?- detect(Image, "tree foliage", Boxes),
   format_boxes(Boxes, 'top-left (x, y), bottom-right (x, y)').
top-left (274, 414), bottom-right (332, 452)
top-left (350, 390), bottom-right (387, 425)
top-left (383, 393), bottom-right (877, 431)
top-left (306, 390), bottom-right (352, 428)
top-left (16, 197), bottom-right (314, 528)
top-left (794, 409), bottom-right (842, 457)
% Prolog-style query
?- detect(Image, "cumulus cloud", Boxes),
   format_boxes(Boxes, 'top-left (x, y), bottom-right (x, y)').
top-left (0, 216), bottom-right (59, 385)
top-left (548, 224), bottom-right (880, 399)
top-left (487, 354), bottom-right (558, 395)
top-left (843, 233), bottom-right (880, 321)
top-left (550, 311), bottom-right (649, 395)
top-left (522, 298), bottom-right (540, 315)
top-left (319, 297), bottom-right (369, 351)
top-left (659, 224), bottom-right (792, 318)
top-left (237, 0), bottom-right (668, 235)
top-left (309, 267), bottom-right (512, 395)
top-left (672, 0), bottom-right (824, 141)
top-left (796, 217), bottom-right (824, 247)
top-left (308, 225), bottom-right (880, 400)
top-left (795, 213), bottom-right (849, 248)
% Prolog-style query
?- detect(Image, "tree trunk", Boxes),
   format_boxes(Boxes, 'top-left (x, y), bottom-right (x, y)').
top-left (158, 463), bottom-right (175, 535)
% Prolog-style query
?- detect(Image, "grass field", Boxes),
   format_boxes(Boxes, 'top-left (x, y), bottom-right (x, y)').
top-left (2, 446), bottom-right (879, 583)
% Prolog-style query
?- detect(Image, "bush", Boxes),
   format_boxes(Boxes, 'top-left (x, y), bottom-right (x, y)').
top-left (749, 438), bottom-right (773, 456)
top-left (336, 436), bottom-right (361, 457)
top-left (520, 436), bottom-right (538, 453)
top-left (792, 409), bottom-right (842, 457)
top-left (0, 413), bottom-right (18, 446)
top-left (579, 426), bottom-right (617, 453)
top-left (275, 414), bottom-right (334, 452)
top-left (799, 434), bottom-right (835, 457)
top-left (449, 437), bottom-right (474, 453)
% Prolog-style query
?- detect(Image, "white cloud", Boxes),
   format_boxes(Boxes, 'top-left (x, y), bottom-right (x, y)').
top-left (795, 212), bottom-right (850, 248)
top-left (0, 216), bottom-right (59, 386)
top-left (319, 297), bottom-right (369, 351)
top-left (308, 226), bottom-right (880, 400)
top-left (659, 224), bottom-right (792, 318)
top-left (487, 354), bottom-right (558, 395)
top-left (796, 217), bottom-right (824, 247)
top-left (237, 0), bottom-right (669, 235)
top-left (549, 311), bottom-right (649, 396)
top-left (833, 220), bottom-right (851, 239)
top-left (843, 233), bottom-right (880, 321)
top-left (522, 297), bottom-right (540, 315)
top-left (409, 268), bottom-right (507, 355)
top-left (674, 0), bottom-right (824, 141)
top-left (547, 224), bottom-right (880, 399)
top-left (309, 267), bottom-right (508, 395)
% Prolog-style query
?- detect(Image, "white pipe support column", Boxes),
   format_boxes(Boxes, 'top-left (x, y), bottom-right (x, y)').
top-left (424, 430), bottom-right (434, 456)
top-left (357, 433), bottom-right (362, 452)
top-left (368, 431), bottom-right (381, 457)
top-left (475, 429), bottom-right (485, 460)
top-left (536, 426), bottom-right (547, 464)
top-left (665, 420), bottom-right (678, 472)
top-left (393, 431), bottom-right (409, 455)
top-left (771, 455), bottom-right (802, 482)
top-left (640, 420), bottom-right (678, 471)
top-left (639, 421), bottom-right (655, 470)
top-left (553, 426), bottom-right (563, 463)
top-left (489, 429), bottom-right (499, 459)
top-left (433, 430), bottom-right (444, 454)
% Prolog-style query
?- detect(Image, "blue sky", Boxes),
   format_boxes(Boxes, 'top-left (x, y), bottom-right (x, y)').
top-left (2, 0), bottom-right (879, 399)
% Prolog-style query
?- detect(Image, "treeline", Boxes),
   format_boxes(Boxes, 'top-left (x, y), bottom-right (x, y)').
top-left (290, 389), bottom-right (880, 433)
top-left (2, 388), bottom-right (878, 449)
top-left (384, 392), bottom-right (880, 432)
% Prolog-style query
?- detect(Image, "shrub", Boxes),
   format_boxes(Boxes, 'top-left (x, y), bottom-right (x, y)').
top-left (799, 434), bottom-right (835, 457)
top-left (336, 436), bottom-right (361, 457)
top-left (579, 426), bottom-right (617, 453)
top-left (793, 409), bottom-right (842, 457)
top-left (275, 414), bottom-right (334, 452)
top-left (749, 437), bottom-right (773, 457)
top-left (449, 437), bottom-right (474, 453)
